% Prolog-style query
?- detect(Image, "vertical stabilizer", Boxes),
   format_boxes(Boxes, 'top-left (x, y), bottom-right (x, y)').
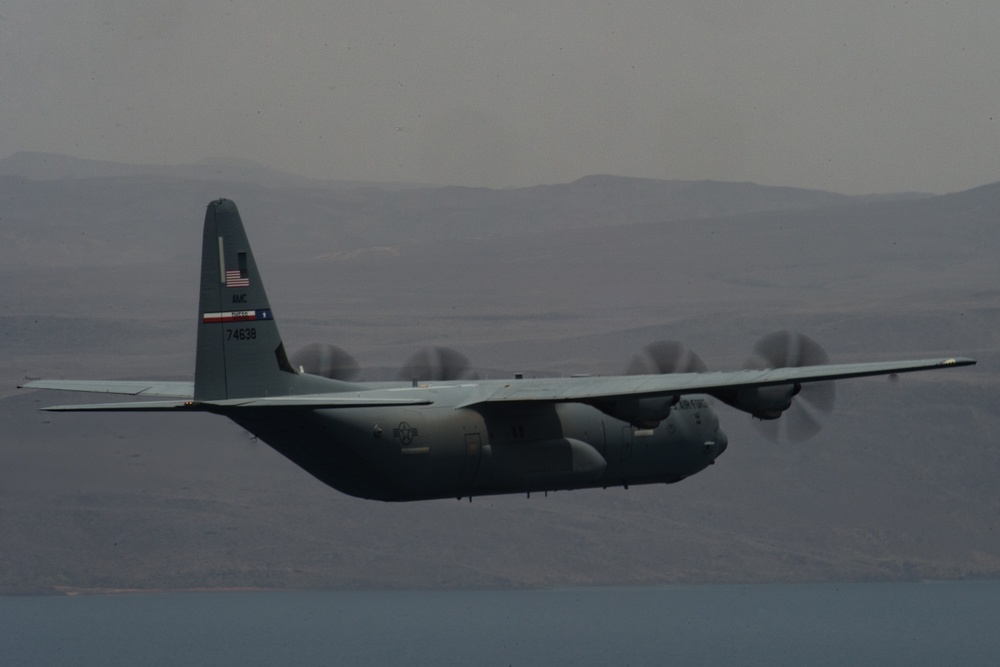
top-left (194, 199), bottom-right (300, 400)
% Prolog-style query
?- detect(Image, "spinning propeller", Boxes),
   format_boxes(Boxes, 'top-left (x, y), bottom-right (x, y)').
top-left (398, 346), bottom-right (479, 382)
top-left (626, 331), bottom-right (835, 443)
top-left (626, 340), bottom-right (708, 375)
top-left (290, 343), bottom-right (361, 381)
top-left (744, 330), bottom-right (836, 443)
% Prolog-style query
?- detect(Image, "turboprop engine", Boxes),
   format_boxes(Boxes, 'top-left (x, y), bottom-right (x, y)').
top-left (591, 395), bottom-right (680, 429)
top-left (715, 383), bottom-right (800, 420)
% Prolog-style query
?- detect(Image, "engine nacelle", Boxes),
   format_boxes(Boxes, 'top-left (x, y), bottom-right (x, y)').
top-left (590, 395), bottom-right (679, 429)
top-left (715, 384), bottom-right (800, 420)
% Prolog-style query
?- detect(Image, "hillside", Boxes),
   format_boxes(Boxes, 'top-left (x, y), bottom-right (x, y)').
top-left (2, 159), bottom-right (997, 594)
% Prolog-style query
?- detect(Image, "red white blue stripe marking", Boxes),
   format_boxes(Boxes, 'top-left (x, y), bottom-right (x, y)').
top-left (202, 309), bottom-right (273, 324)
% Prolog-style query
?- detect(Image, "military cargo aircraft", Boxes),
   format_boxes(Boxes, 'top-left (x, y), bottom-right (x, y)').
top-left (20, 200), bottom-right (975, 501)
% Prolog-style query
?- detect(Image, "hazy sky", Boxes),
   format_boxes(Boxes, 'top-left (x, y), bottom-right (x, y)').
top-left (2, 1), bottom-right (998, 193)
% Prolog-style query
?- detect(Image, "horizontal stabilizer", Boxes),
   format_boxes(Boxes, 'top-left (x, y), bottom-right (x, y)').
top-left (36, 394), bottom-right (434, 411)
top-left (207, 395), bottom-right (434, 408)
top-left (40, 400), bottom-right (199, 412)
top-left (19, 379), bottom-right (194, 398)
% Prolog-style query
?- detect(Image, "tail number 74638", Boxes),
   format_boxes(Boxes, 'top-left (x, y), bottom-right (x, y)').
top-left (227, 327), bottom-right (256, 341)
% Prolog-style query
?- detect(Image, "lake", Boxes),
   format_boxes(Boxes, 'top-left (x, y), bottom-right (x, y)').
top-left (2, 581), bottom-right (998, 665)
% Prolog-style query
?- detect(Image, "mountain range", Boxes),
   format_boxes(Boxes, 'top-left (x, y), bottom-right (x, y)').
top-left (2, 153), bottom-right (996, 594)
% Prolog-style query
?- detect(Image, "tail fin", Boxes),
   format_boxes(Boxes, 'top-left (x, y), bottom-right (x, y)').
top-left (194, 199), bottom-right (315, 400)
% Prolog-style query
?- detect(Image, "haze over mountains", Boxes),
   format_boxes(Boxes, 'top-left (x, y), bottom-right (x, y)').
top-left (2, 153), bottom-right (997, 594)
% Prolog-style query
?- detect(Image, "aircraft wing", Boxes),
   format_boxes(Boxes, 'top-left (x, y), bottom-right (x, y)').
top-left (458, 357), bottom-right (975, 406)
top-left (21, 357), bottom-right (974, 412)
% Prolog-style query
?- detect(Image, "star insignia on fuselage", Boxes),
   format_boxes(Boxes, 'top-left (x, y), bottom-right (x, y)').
top-left (393, 422), bottom-right (418, 446)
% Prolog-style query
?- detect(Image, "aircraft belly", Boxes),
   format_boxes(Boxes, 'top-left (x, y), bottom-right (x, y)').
top-left (311, 403), bottom-right (613, 499)
top-left (471, 437), bottom-right (607, 494)
top-left (223, 408), bottom-right (400, 500)
top-left (314, 406), bottom-right (482, 500)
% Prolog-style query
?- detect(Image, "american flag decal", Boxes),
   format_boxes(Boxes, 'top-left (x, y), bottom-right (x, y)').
top-left (225, 270), bottom-right (249, 288)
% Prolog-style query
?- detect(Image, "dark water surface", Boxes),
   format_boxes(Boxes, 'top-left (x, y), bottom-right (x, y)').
top-left (3, 581), bottom-right (998, 666)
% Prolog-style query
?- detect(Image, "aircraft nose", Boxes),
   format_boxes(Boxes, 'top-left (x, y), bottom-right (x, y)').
top-left (713, 427), bottom-right (728, 459)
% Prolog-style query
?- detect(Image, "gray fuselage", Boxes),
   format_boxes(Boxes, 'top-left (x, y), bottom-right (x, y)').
top-left (223, 382), bottom-right (728, 501)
